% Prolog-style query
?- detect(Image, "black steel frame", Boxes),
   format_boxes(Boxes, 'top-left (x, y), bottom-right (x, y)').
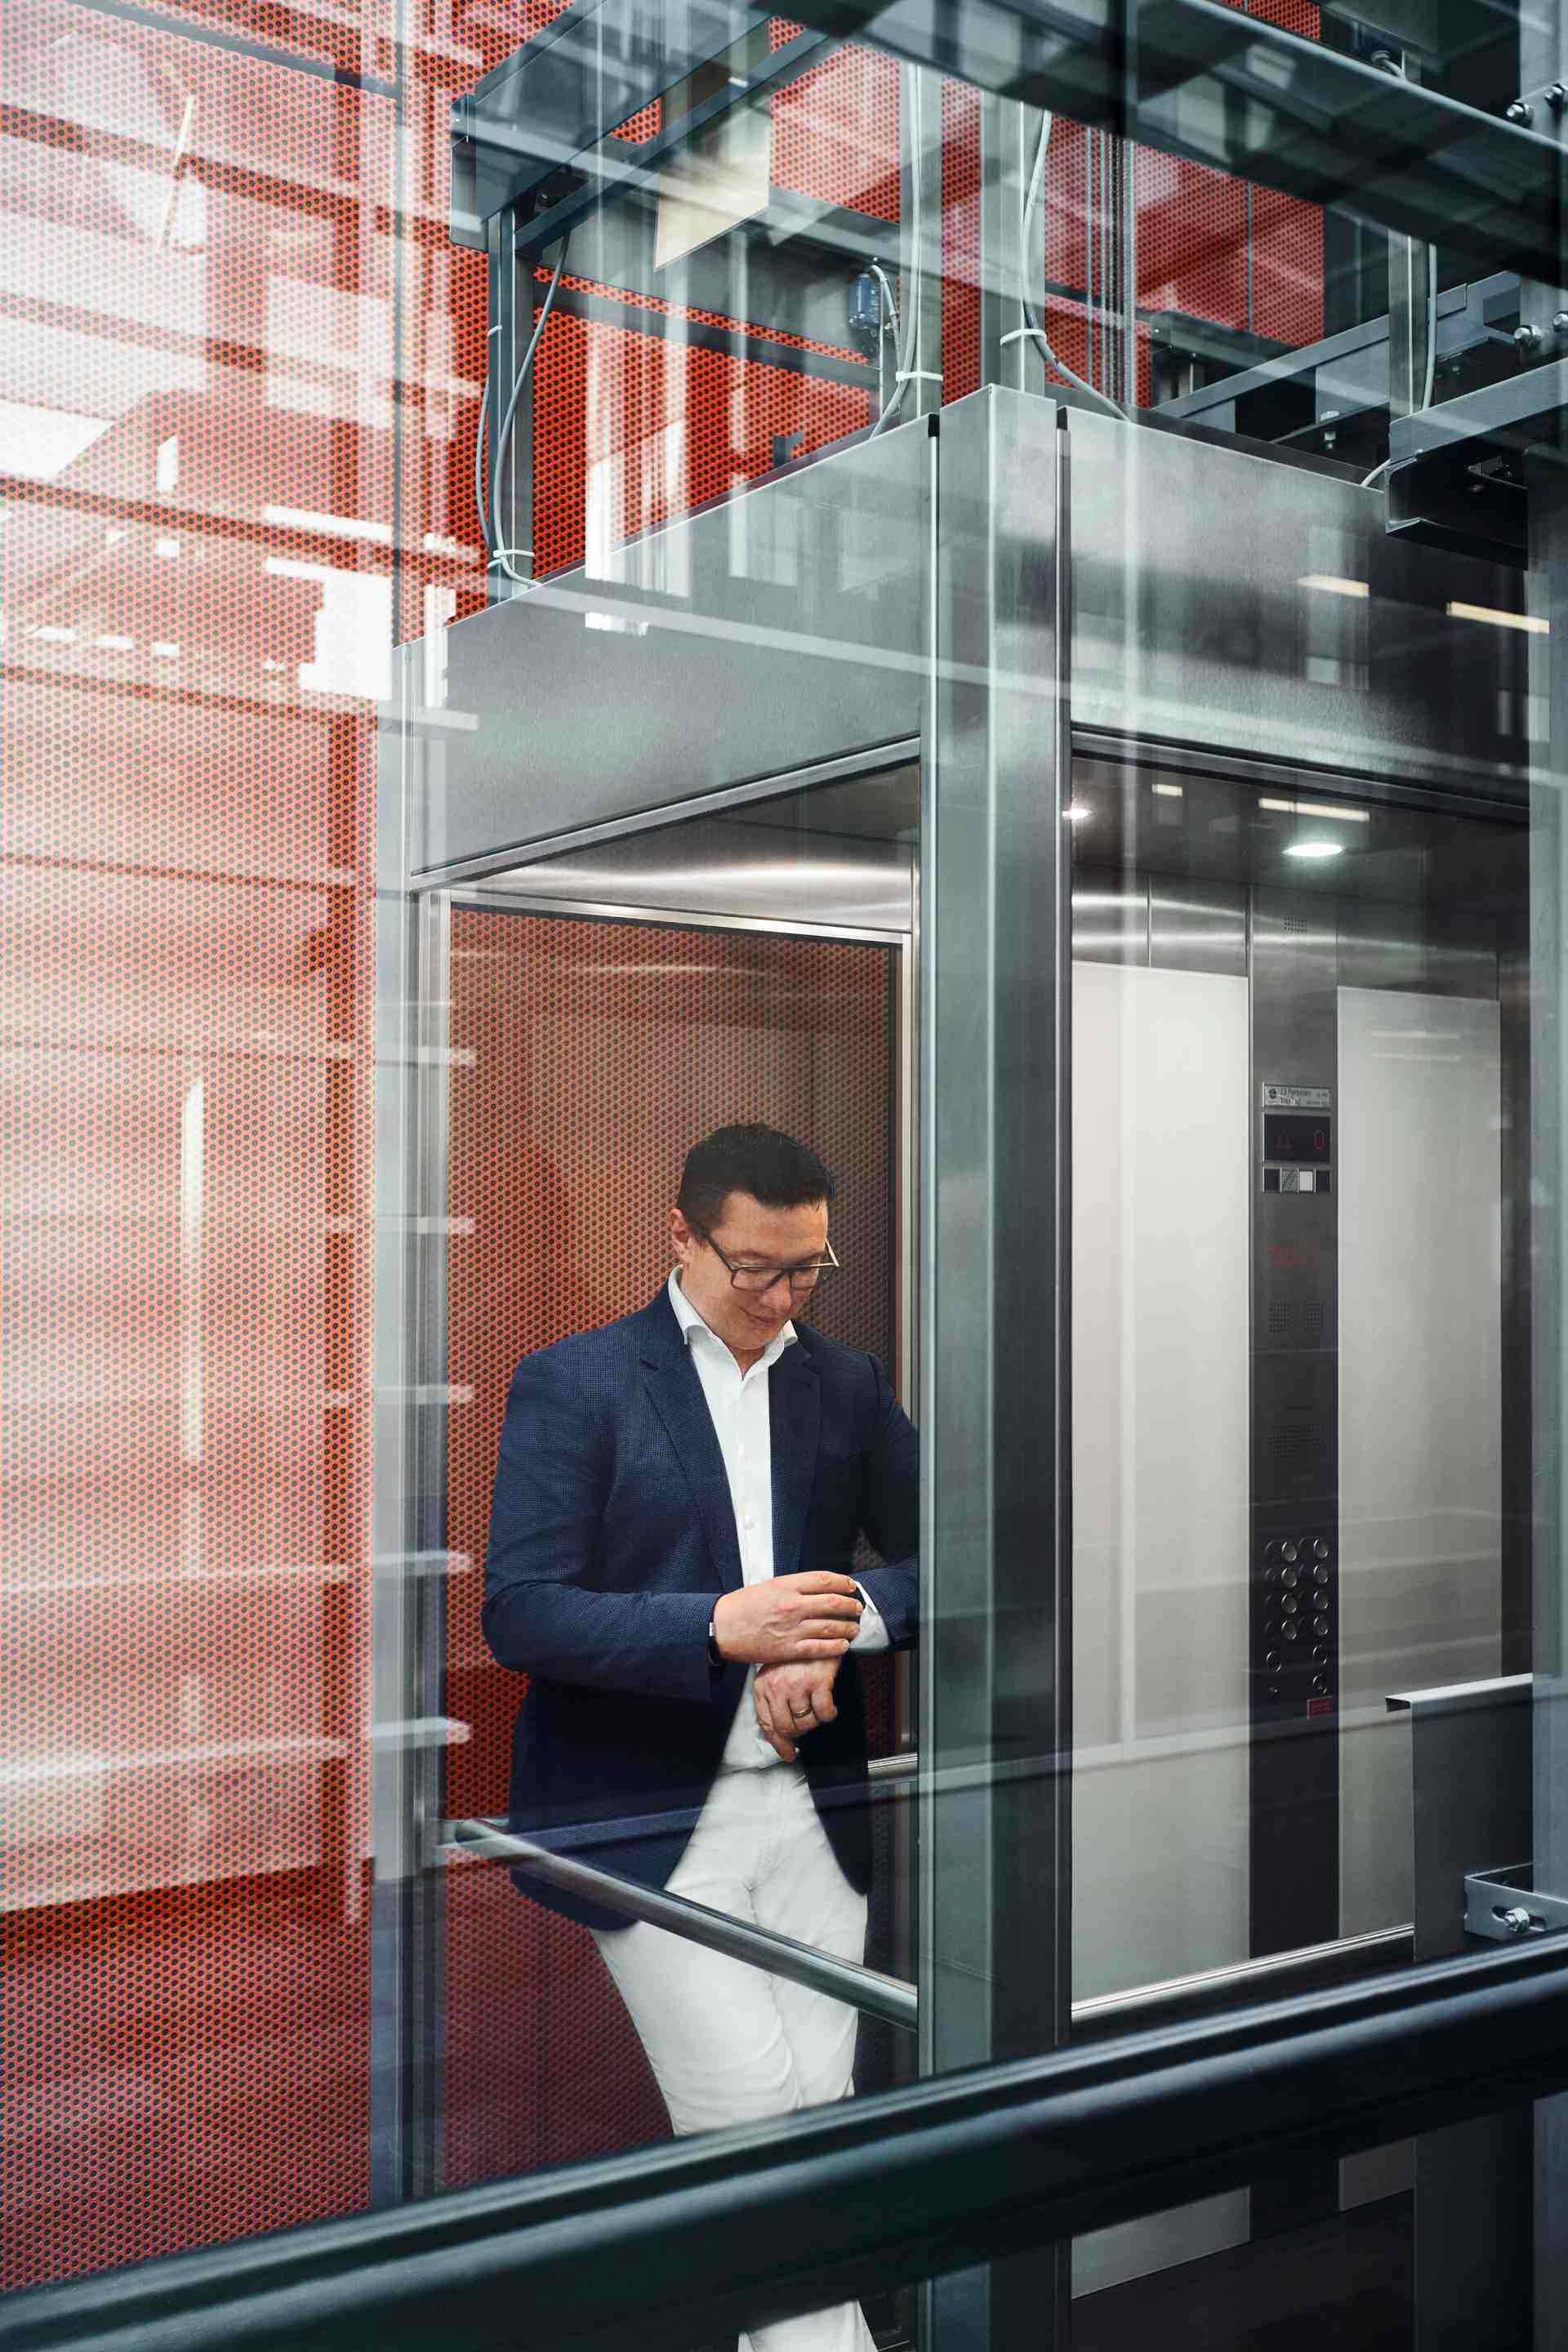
top-left (9, 1940), bottom-right (1568, 2352)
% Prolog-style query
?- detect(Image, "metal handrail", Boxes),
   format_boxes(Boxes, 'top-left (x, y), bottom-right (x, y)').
top-left (11, 1938), bottom-right (1568, 2352)
top-left (445, 1817), bottom-right (919, 2030)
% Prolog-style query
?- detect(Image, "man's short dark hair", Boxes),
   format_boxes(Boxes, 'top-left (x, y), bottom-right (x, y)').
top-left (677, 1124), bottom-right (836, 1234)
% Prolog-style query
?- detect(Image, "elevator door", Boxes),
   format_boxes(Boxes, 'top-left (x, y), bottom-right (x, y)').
top-left (440, 895), bottom-right (907, 2189)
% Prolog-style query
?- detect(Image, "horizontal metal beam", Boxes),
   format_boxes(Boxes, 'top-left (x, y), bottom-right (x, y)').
top-left (773, 0), bottom-right (1568, 287)
top-left (444, 1817), bottom-right (919, 2029)
top-left (11, 1941), bottom-right (1568, 2352)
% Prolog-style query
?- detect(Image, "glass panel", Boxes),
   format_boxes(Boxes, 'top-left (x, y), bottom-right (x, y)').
top-left (12, 0), bottom-right (1568, 2341)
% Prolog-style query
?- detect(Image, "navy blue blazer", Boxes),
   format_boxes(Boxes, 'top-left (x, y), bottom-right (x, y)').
top-left (482, 1288), bottom-right (920, 1931)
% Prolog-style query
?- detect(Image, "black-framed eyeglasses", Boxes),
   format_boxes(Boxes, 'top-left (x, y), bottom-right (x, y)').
top-left (694, 1232), bottom-right (840, 1295)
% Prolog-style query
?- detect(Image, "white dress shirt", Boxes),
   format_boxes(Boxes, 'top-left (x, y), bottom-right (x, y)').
top-left (666, 1271), bottom-right (887, 1770)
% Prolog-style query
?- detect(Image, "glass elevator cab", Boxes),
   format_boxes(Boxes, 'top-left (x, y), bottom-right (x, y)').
top-left (376, 388), bottom-right (1548, 2335)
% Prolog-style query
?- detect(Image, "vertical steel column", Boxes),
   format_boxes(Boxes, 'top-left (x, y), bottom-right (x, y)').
top-left (1530, 456), bottom-right (1568, 2345)
top-left (923, 390), bottom-right (1071, 2349)
top-left (899, 65), bottom-right (947, 420)
top-left (975, 96), bottom-right (1045, 396)
top-left (369, 653), bottom-right (451, 2204)
top-left (485, 204), bottom-right (537, 599)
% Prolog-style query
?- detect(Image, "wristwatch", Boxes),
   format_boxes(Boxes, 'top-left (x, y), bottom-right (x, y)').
top-left (706, 1615), bottom-right (724, 1670)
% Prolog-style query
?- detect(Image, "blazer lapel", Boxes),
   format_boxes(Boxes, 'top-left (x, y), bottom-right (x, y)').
top-left (639, 1296), bottom-right (746, 1593)
top-left (769, 1338), bottom-right (820, 1582)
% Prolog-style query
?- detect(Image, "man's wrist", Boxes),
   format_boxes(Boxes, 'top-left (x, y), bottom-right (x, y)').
top-left (706, 1610), bottom-right (724, 1669)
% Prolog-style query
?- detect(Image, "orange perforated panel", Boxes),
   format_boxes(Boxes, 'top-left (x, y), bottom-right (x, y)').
top-left (530, 310), bottom-right (871, 577)
top-left (443, 904), bottom-right (894, 2183)
top-left (771, 40), bottom-right (900, 223)
top-left (2, 0), bottom-right (377, 2293)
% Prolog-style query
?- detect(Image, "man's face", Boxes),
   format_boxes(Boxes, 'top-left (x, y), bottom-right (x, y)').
top-left (670, 1190), bottom-right (829, 1354)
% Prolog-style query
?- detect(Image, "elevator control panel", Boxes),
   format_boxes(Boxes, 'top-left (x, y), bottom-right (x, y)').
top-left (1260, 1080), bottom-right (1332, 1196)
top-left (1258, 1533), bottom-right (1337, 1717)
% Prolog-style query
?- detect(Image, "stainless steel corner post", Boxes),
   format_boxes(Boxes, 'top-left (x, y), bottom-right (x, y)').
top-left (1530, 457), bottom-right (1568, 2346)
top-left (922, 390), bottom-right (1074, 2349)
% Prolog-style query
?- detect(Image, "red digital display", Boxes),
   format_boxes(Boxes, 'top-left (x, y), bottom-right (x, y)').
top-left (1264, 1111), bottom-right (1332, 1165)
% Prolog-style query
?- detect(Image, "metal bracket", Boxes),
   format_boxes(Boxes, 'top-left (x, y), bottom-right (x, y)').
top-left (1463, 1863), bottom-right (1568, 1943)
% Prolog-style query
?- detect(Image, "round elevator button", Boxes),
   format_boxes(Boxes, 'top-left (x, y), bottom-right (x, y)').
top-left (1264, 1541), bottom-right (1281, 1564)
top-left (1314, 1564), bottom-right (1330, 1587)
top-left (1265, 1651), bottom-right (1281, 1670)
top-left (1314, 1539), bottom-right (1330, 1561)
top-left (1282, 1623), bottom-right (1299, 1642)
top-left (1312, 1645), bottom-right (1329, 1666)
top-left (1313, 1615), bottom-right (1330, 1638)
top-left (1313, 1677), bottom-right (1331, 1697)
top-left (1282, 1541), bottom-right (1299, 1565)
top-left (1265, 1566), bottom-right (1279, 1587)
top-left (1281, 1566), bottom-right (1299, 1590)
top-left (1268, 1683), bottom-right (1281, 1699)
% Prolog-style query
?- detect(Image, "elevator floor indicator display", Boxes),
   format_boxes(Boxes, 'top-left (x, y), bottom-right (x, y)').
top-left (1261, 1082), bottom-right (1332, 1195)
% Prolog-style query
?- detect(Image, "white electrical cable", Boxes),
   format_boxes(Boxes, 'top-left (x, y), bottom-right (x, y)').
top-left (870, 65), bottom-right (924, 436)
top-left (1013, 113), bottom-right (1125, 417)
top-left (488, 231), bottom-right (571, 584)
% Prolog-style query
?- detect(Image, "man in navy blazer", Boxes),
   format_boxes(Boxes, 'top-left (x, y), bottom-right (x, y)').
top-left (483, 1123), bottom-right (917, 2352)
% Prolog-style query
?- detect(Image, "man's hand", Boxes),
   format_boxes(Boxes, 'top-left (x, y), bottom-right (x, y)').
top-left (754, 1658), bottom-right (841, 1762)
top-left (711, 1572), bottom-right (862, 1667)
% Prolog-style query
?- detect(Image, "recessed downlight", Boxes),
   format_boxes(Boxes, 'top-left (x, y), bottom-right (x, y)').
top-left (1284, 840), bottom-right (1345, 861)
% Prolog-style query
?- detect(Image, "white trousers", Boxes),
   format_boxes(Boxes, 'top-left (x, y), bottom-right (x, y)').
top-left (592, 1764), bottom-right (875, 2352)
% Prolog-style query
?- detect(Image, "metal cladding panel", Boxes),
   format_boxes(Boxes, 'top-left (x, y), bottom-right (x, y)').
top-left (421, 417), bottom-right (929, 876)
top-left (1062, 399), bottom-right (1531, 795)
top-left (443, 902), bottom-right (894, 2183)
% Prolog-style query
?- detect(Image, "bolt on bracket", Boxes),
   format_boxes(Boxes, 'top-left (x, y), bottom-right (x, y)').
top-left (1463, 1863), bottom-right (1568, 1942)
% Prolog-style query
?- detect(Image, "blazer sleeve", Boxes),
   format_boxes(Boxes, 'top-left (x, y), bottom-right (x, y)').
top-left (851, 1353), bottom-right (920, 1650)
top-left (482, 1346), bottom-right (718, 1706)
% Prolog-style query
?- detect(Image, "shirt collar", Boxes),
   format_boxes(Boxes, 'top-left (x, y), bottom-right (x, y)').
top-left (668, 1269), bottom-right (797, 1366)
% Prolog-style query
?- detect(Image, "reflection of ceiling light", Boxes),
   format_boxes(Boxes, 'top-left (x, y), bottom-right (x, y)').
top-left (1259, 797), bottom-right (1370, 822)
top-left (1285, 840), bottom-right (1344, 861)
top-left (1298, 573), bottom-right (1370, 599)
top-left (30, 624), bottom-right (76, 644)
top-left (1066, 802), bottom-right (1090, 822)
top-left (0, 399), bottom-right (112, 481)
top-left (1152, 782), bottom-right (1183, 798)
top-left (96, 633), bottom-right (133, 651)
top-left (156, 537), bottom-right (180, 559)
top-left (1446, 599), bottom-right (1548, 635)
top-left (151, 641), bottom-right (179, 658)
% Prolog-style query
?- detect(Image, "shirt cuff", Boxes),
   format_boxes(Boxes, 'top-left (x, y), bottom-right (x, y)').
top-left (849, 1581), bottom-right (889, 1655)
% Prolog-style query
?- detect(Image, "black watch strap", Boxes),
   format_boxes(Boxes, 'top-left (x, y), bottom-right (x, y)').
top-left (706, 1615), bottom-right (724, 1670)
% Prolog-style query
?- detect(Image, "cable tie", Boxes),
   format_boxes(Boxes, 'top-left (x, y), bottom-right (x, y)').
top-left (1000, 327), bottom-right (1042, 347)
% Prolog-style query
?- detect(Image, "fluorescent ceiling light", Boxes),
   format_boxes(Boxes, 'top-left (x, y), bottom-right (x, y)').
top-left (29, 624), bottom-right (76, 644)
top-left (95, 633), bottom-right (133, 651)
top-left (0, 399), bottom-right (112, 481)
top-left (155, 537), bottom-right (180, 559)
top-left (151, 641), bottom-right (180, 658)
top-left (1284, 840), bottom-right (1345, 861)
top-left (1152, 781), bottom-right (1183, 798)
top-left (1258, 797), bottom-right (1370, 822)
top-left (1298, 573), bottom-right (1370, 599)
top-left (1446, 599), bottom-right (1547, 635)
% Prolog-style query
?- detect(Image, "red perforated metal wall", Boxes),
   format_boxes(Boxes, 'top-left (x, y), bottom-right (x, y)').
top-left (443, 905), bottom-right (895, 2184)
top-left (2, 0), bottom-right (381, 2293)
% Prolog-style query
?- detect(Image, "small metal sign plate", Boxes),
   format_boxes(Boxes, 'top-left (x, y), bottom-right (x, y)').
top-left (1261, 1082), bottom-right (1332, 1111)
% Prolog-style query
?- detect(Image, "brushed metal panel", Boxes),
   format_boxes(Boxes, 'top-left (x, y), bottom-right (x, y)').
top-left (1072, 879), bottom-right (1147, 966)
top-left (1149, 879), bottom-right (1248, 976)
top-left (420, 421), bottom-right (932, 878)
top-left (485, 811), bottom-right (915, 932)
top-left (1062, 399), bottom-right (1531, 802)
